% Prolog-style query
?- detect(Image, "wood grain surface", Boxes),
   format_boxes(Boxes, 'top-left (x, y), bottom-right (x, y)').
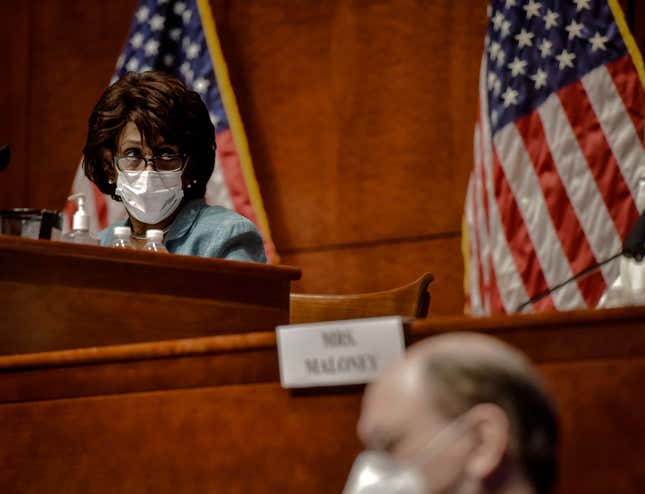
top-left (1, 308), bottom-right (644, 493)
top-left (1, 1), bottom-right (645, 314)
top-left (0, 235), bottom-right (300, 355)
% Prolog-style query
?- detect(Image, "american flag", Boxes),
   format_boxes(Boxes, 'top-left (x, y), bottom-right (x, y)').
top-left (67, 0), bottom-right (277, 261)
top-left (464, 0), bottom-right (645, 314)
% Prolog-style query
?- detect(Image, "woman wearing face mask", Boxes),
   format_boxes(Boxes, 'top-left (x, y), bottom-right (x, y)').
top-left (82, 71), bottom-right (267, 262)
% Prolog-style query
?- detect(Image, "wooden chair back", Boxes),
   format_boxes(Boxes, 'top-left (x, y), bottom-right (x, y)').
top-left (289, 273), bottom-right (433, 324)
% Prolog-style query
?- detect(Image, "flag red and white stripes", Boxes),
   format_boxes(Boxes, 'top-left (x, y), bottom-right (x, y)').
top-left (466, 49), bottom-right (645, 314)
top-left (464, 0), bottom-right (645, 314)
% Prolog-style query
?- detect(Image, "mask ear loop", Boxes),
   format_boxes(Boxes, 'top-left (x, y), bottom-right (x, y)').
top-left (345, 412), bottom-right (474, 491)
top-left (408, 411), bottom-right (474, 469)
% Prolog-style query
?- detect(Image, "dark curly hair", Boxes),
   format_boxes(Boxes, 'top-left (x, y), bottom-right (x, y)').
top-left (83, 70), bottom-right (215, 201)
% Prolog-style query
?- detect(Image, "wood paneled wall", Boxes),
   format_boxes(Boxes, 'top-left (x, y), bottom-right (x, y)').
top-left (1, 1), bottom-right (644, 315)
top-left (213, 0), bottom-right (488, 314)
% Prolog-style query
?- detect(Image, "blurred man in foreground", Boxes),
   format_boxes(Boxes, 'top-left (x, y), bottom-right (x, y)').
top-left (343, 333), bottom-right (559, 494)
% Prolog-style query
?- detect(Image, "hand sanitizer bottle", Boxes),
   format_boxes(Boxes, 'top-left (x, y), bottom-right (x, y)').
top-left (111, 226), bottom-right (134, 249)
top-left (62, 193), bottom-right (99, 245)
top-left (143, 229), bottom-right (168, 253)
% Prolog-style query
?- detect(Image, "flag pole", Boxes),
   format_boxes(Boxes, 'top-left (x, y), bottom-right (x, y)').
top-left (196, 0), bottom-right (279, 263)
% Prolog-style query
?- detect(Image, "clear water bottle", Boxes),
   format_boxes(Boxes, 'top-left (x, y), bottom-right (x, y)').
top-left (111, 226), bottom-right (134, 249)
top-left (143, 229), bottom-right (168, 253)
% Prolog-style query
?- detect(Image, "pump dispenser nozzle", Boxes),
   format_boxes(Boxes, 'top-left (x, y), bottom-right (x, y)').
top-left (62, 193), bottom-right (98, 245)
top-left (68, 193), bottom-right (90, 231)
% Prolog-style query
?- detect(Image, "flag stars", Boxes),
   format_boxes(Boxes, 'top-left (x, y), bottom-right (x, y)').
top-left (126, 58), bottom-right (139, 72)
top-left (515, 29), bottom-right (534, 48)
top-left (493, 79), bottom-right (502, 96)
top-left (163, 54), bottom-right (175, 66)
top-left (491, 110), bottom-right (499, 126)
top-left (574, 0), bottom-right (591, 11)
top-left (486, 72), bottom-right (501, 95)
top-left (556, 49), bottom-right (576, 69)
top-left (565, 20), bottom-right (585, 40)
top-left (186, 42), bottom-right (201, 60)
top-left (487, 72), bottom-right (497, 88)
top-left (501, 20), bottom-right (512, 38)
top-left (589, 32), bottom-right (609, 51)
top-left (496, 50), bottom-right (506, 68)
top-left (194, 77), bottom-right (210, 94)
top-left (169, 28), bottom-right (181, 41)
top-left (502, 87), bottom-right (519, 107)
top-left (530, 69), bottom-right (548, 89)
top-left (505, 0), bottom-right (516, 8)
top-left (488, 41), bottom-right (502, 59)
top-left (523, 0), bottom-right (541, 19)
top-left (180, 62), bottom-right (191, 76)
top-left (493, 11), bottom-right (505, 31)
top-left (182, 9), bottom-right (192, 24)
top-left (149, 14), bottom-right (165, 31)
top-left (173, 1), bottom-right (186, 15)
top-left (144, 39), bottom-right (159, 57)
top-left (543, 9), bottom-right (559, 29)
top-left (130, 32), bottom-right (144, 49)
top-left (539, 38), bottom-right (552, 58)
top-left (508, 57), bottom-right (528, 77)
top-left (135, 6), bottom-right (150, 23)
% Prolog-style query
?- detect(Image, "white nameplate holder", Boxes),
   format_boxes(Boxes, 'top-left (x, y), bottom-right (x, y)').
top-left (276, 316), bottom-right (406, 389)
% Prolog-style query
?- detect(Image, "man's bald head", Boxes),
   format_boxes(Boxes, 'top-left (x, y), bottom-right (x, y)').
top-left (358, 332), bottom-right (559, 494)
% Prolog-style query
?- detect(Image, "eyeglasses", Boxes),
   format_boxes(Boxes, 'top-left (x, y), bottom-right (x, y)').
top-left (114, 154), bottom-right (188, 173)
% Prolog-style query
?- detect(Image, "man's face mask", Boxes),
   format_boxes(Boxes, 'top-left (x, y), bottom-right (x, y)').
top-left (342, 412), bottom-right (472, 494)
top-left (116, 169), bottom-right (184, 225)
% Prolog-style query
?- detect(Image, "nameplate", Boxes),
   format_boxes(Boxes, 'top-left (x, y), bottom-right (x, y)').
top-left (276, 316), bottom-right (406, 388)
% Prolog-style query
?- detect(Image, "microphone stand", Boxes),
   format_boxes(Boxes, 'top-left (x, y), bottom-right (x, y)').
top-left (514, 251), bottom-right (624, 313)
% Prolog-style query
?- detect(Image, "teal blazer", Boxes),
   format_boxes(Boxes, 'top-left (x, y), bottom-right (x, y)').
top-left (99, 199), bottom-right (267, 263)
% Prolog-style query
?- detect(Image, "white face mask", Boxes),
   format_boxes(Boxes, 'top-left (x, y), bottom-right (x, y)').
top-left (342, 451), bottom-right (426, 494)
top-left (116, 170), bottom-right (184, 225)
top-left (343, 413), bottom-right (471, 494)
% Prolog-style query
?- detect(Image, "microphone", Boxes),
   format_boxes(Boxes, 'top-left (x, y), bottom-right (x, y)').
top-left (622, 210), bottom-right (645, 261)
top-left (0, 145), bottom-right (10, 172)
top-left (514, 211), bottom-right (645, 313)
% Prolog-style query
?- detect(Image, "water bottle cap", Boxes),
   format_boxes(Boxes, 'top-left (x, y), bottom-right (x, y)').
top-left (146, 229), bottom-right (164, 241)
top-left (114, 226), bottom-right (132, 238)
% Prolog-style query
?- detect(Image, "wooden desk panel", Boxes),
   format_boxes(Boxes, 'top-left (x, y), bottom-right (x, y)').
top-left (1, 309), bottom-right (644, 492)
top-left (0, 235), bottom-right (300, 355)
top-left (540, 359), bottom-right (645, 493)
top-left (0, 383), bottom-right (362, 493)
top-left (0, 333), bottom-right (279, 404)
